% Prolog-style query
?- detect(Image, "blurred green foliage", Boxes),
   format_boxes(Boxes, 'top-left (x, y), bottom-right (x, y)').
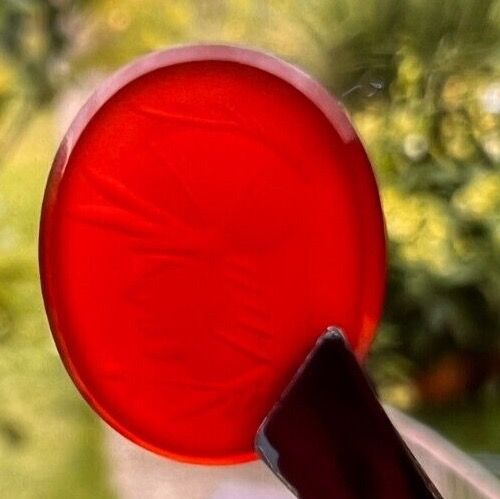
top-left (326, 1), bottom-right (500, 402)
top-left (0, 0), bottom-right (499, 496)
top-left (0, 112), bottom-right (113, 497)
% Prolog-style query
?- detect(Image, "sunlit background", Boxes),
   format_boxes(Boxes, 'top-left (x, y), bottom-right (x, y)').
top-left (0, 1), bottom-right (499, 497)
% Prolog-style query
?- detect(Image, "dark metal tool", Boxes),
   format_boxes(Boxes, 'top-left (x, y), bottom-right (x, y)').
top-left (256, 328), bottom-right (443, 499)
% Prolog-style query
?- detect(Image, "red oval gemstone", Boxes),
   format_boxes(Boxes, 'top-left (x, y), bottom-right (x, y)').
top-left (40, 46), bottom-right (386, 464)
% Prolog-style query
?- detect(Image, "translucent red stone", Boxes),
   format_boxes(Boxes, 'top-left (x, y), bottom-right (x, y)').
top-left (40, 47), bottom-right (386, 464)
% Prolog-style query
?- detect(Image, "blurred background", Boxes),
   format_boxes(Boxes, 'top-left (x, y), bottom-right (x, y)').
top-left (0, 0), bottom-right (499, 497)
